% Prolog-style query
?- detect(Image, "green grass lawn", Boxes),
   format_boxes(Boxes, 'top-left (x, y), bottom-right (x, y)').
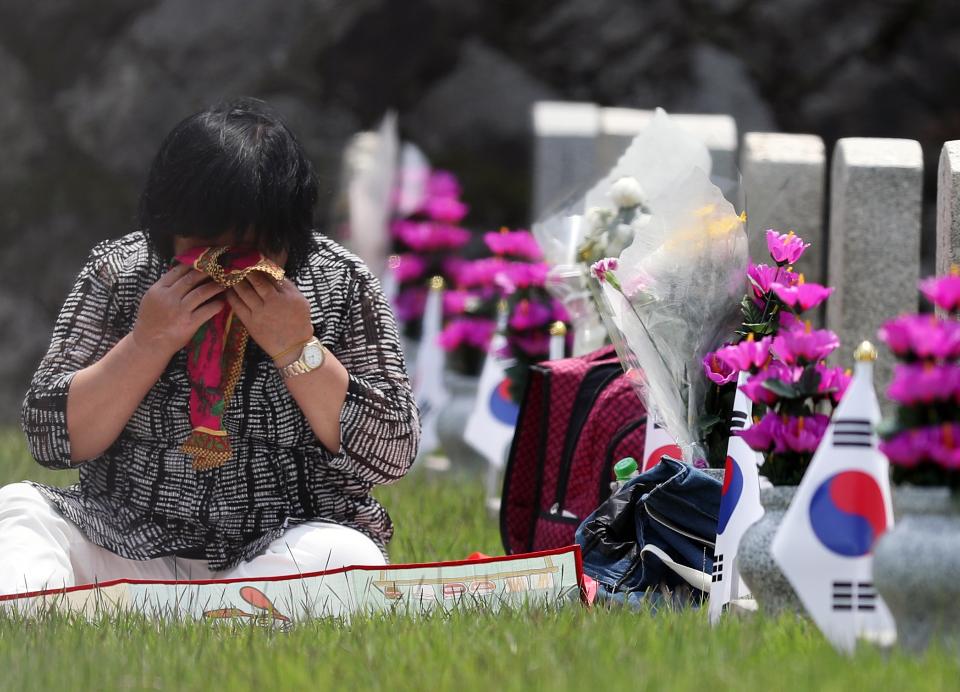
top-left (1, 428), bottom-right (958, 691)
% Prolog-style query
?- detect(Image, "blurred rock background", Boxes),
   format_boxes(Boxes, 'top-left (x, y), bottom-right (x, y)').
top-left (1, 0), bottom-right (959, 420)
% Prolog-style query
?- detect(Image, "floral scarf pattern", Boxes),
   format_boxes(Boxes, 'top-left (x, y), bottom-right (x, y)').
top-left (175, 246), bottom-right (285, 470)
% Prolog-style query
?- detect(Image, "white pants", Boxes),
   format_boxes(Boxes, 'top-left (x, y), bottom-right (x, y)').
top-left (0, 482), bottom-right (385, 598)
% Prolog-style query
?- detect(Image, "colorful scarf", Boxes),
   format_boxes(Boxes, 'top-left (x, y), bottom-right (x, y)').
top-left (174, 246), bottom-right (285, 471)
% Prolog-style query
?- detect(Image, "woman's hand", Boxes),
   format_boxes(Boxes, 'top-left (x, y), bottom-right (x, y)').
top-left (132, 263), bottom-right (227, 357)
top-left (226, 273), bottom-right (314, 360)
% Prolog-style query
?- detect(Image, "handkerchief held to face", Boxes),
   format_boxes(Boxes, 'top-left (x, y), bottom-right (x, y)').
top-left (173, 246), bottom-right (285, 471)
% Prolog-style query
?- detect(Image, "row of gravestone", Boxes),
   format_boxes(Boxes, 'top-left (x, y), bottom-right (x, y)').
top-left (531, 101), bottom-right (960, 393)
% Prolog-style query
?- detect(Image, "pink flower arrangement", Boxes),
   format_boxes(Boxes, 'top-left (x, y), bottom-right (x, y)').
top-left (703, 228), bottom-right (843, 482)
top-left (879, 273), bottom-right (960, 486)
top-left (392, 220), bottom-right (470, 253)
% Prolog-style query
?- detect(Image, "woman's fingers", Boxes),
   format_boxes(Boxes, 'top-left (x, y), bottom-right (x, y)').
top-left (245, 272), bottom-right (278, 299)
top-left (232, 278), bottom-right (262, 309)
top-left (224, 290), bottom-right (250, 320)
top-left (182, 281), bottom-right (226, 312)
top-left (159, 262), bottom-right (193, 287)
top-left (170, 269), bottom-right (211, 297)
top-left (191, 298), bottom-right (227, 328)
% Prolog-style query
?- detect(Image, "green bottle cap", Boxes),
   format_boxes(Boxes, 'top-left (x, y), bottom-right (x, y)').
top-left (614, 457), bottom-right (638, 480)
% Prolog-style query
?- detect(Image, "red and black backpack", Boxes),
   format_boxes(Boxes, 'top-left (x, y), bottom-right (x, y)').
top-left (500, 346), bottom-right (647, 554)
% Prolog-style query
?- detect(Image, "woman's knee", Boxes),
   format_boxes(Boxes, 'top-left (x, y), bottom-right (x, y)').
top-left (281, 522), bottom-right (387, 571)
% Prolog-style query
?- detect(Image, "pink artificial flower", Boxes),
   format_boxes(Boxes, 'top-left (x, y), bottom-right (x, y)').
top-left (443, 290), bottom-right (479, 316)
top-left (929, 424), bottom-right (960, 469)
top-left (590, 258), bottom-right (619, 283)
top-left (426, 170), bottom-right (462, 200)
top-left (438, 318), bottom-right (496, 352)
top-left (737, 412), bottom-right (781, 452)
top-left (816, 365), bottom-right (852, 404)
top-left (484, 229), bottom-right (543, 261)
top-left (509, 299), bottom-right (553, 331)
top-left (424, 196), bottom-right (469, 223)
top-left (878, 314), bottom-right (960, 361)
top-left (748, 263), bottom-right (799, 299)
top-left (766, 230), bottom-right (810, 265)
top-left (391, 254), bottom-right (427, 283)
top-left (394, 286), bottom-right (427, 322)
top-left (715, 336), bottom-right (772, 373)
top-left (509, 330), bottom-right (552, 356)
top-left (919, 274), bottom-right (960, 313)
top-left (703, 352), bottom-right (738, 385)
top-left (880, 428), bottom-right (935, 468)
top-left (771, 325), bottom-right (840, 365)
top-left (450, 257), bottom-right (510, 288)
top-left (778, 310), bottom-right (801, 329)
top-left (393, 220), bottom-right (470, 252)
top-left (495, 262), bottom-right (549, 294)
top-left (739, 362), bottom-right (802, 406)
top-left (887, 363), bottom-right (960, 406)
top-left (771, 279), bottom-right (834, 312)
top-left (776, 414), bottom-right (829, 454)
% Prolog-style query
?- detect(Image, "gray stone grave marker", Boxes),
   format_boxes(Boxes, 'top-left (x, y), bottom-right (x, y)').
top-left (936, 141), bottom-right (960, 276)
top-left (531, 101), bottom-right (600, 217)
top-left (827, 138), bottom-right (923, 391)
top-left (741, 133), bottom-right (825, 283)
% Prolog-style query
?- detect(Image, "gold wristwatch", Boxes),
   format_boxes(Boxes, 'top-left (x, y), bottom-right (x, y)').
top-left (278, 337), bottom-right (326, 378)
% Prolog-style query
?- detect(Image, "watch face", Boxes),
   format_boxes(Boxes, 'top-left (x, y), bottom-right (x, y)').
top-left (303, 343), bottom-right (323, 368)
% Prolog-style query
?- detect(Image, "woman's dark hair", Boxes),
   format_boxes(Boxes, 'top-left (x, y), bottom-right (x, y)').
top-left (139, 97), bottom-right (318, 272)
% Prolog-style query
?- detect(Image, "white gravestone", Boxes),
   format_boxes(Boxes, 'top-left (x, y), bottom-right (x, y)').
top-left (597, 107), bottom-right (739, 202)
top-left (827, 138), bottom-right (923, 392)
top-left (741, 133), bottom-right (826, 284)
top-left (936, 141), bottom-right (960, 277)
top-left (532, 101), bottom-right (601, 217)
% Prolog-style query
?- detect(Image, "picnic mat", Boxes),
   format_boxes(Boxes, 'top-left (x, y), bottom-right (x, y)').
top-left (0, 546), bottom-right (583, 625)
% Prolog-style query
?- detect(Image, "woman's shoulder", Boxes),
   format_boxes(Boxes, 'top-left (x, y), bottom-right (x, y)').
top-left (300, 232), bottom-right (378, 289)
top-left (85, 230), bottom-right (161, 279)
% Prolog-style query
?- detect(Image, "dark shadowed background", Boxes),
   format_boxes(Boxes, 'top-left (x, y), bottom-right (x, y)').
top-left (1, 0), bottom-right (958, 420)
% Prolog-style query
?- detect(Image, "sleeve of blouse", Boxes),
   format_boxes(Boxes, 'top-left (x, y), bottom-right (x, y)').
top-left (20, 245), bottom-right (122, 469)
top-left (324, 270), bottom-right (420, 485)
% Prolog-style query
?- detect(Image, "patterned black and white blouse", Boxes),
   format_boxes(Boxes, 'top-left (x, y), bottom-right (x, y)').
top-left (21, 230), bottom-right (420, 570)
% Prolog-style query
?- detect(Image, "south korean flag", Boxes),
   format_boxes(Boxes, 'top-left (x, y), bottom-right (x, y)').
top-left (708, 370), bottom-right (764, 624)
top-left (771, 342), bottom-right (896, 652)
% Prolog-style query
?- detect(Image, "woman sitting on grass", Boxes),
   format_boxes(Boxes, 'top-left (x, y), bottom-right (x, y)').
top-left (0, 98), bottom-right (419, 596)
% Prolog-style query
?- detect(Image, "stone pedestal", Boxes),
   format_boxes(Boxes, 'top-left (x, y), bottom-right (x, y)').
top-left (874, 486), bottom-right (960, 653)
top-left (597, 107), bottom-right (739, 202)
top-left (738, 485), bottom-right (804, 617)
top-left (936, 141), bottom-right (960, 277)
top-left (741, 133), bottom-right (826, 285)
top-left (826, 138), bottom-right (923, 395)
top-left (532, 101), bottom-right (601, 217)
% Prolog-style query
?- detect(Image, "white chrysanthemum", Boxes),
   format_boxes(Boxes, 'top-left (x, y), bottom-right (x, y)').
top-left (585, 206), bottom-right (614, 233)
top-left (630, 212), bottom-right (652, 234)
top-left (609, 176), bottom-right (645, 208)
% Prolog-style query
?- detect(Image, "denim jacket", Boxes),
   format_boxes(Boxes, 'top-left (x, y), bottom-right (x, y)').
top-left (575, 457), bottom-right (721, 608)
